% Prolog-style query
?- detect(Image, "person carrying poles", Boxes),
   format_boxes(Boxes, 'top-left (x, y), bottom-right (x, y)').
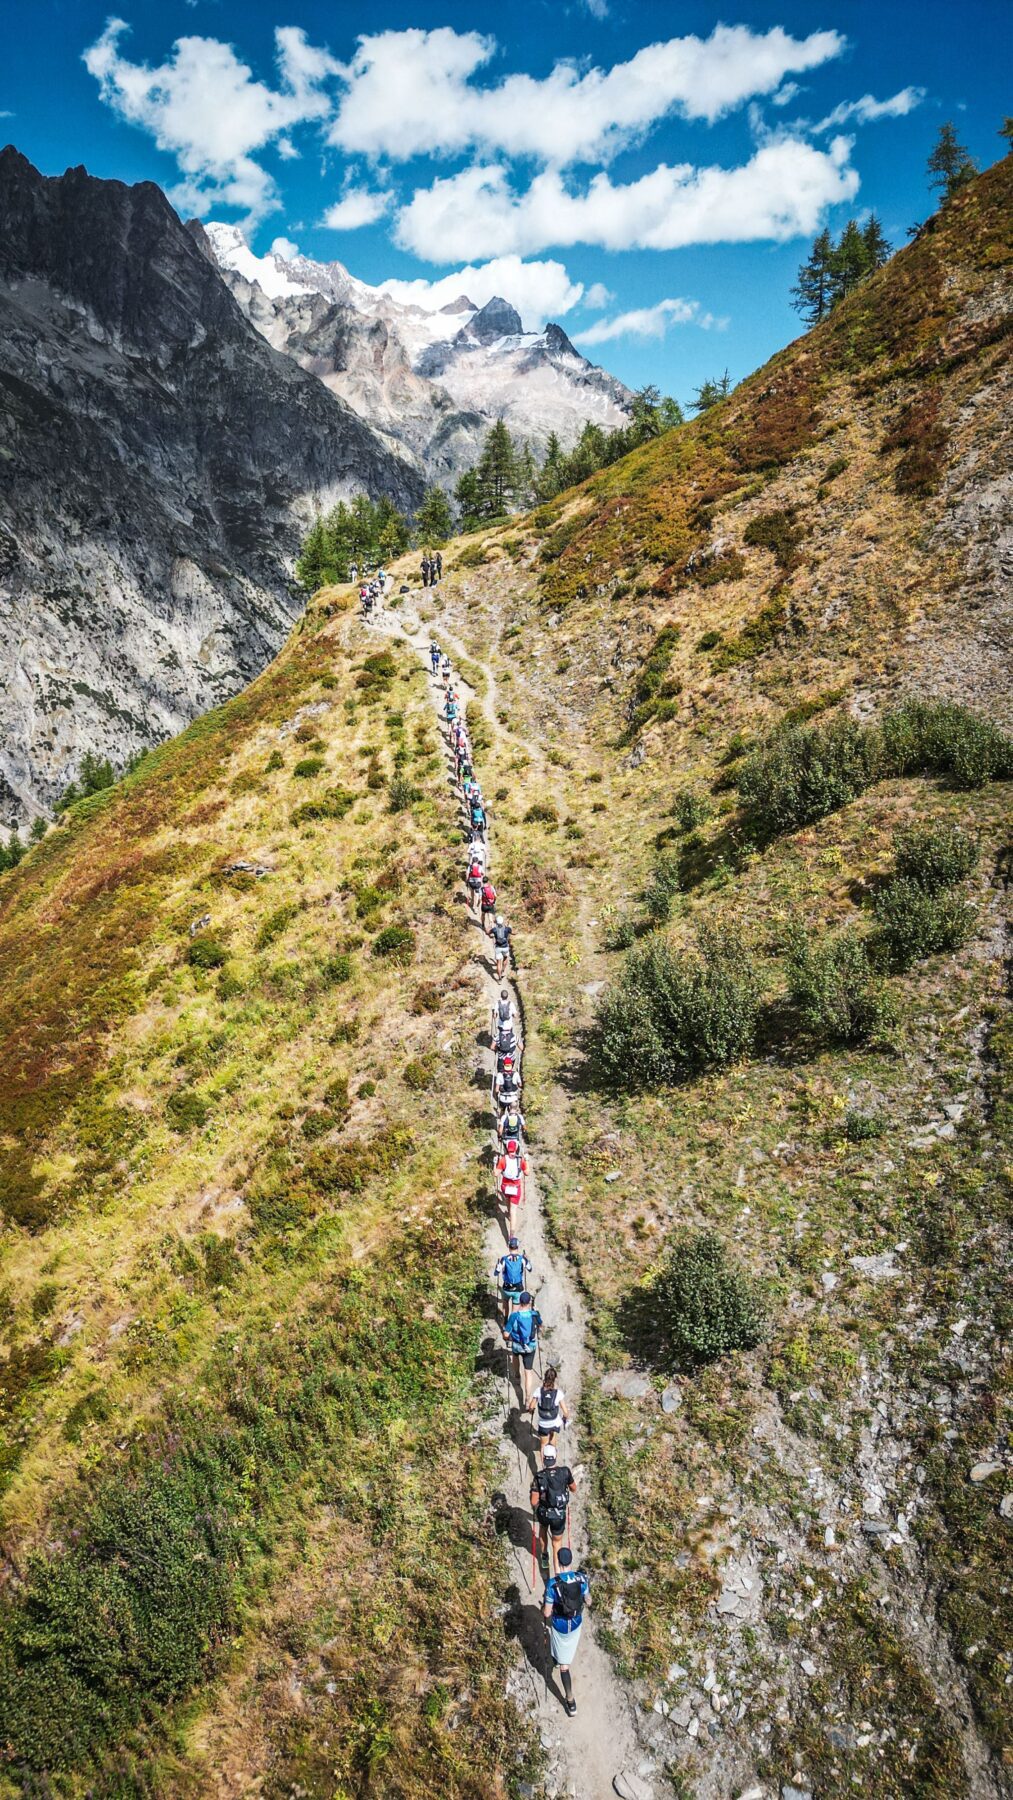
top-left (496, 1136), bottom-right (528, 1225)
top-left (492, 1235), bottom-right (531, 1325)
top-left (497, 1102), bottom-right (526, 1147)
top-left (531, 1445), bottom-right (577, 1576)
top-left (429, 640), bottom-right (441, 676)
top-left (527, 1363), bottom-right (570, 1457)
top-left (542, 1547), bottom-right (589, 1717)
top-left (491, 913), bottom-right (513, 978)
top-left (470, 799), bottom-right (487, 836)
top-left (480, 876), bottom-right (498, 933)
top-left (495, 1016), bottom-right (521, 1062)
top-left (502, 1289), bottom-right (542, 1405)
top-left (493, 1053), bottom-right (522, 1113)
top-left (492, 986), bottom-right (514, 1033)
top-left (466, 852), bottom-right (484, 915)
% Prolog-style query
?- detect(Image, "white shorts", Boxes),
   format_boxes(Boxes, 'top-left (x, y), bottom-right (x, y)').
top-left (550, 1622), bottom-right (582, 1666)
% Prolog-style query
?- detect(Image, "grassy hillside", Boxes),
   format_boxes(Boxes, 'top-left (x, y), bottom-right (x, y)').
top-left (391, 157), bottom-right (1013, 1798)
top-left (0, 595), bottom-right (521, 1795)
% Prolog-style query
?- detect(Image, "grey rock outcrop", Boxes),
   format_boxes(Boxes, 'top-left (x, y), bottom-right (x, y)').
top-left (0, 147), bottom-right (423, 818)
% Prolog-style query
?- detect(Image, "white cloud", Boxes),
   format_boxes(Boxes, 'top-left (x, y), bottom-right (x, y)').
top-left (270, 236), bottom-right (300, 261)
top-left (395, 137), bottom-right (860, 262)
top-left (584, 281), bottom-right (614, 309)
top-left (582, 0), bottom-right (610, 17)
top-left (327, 24), bottom-right (846, 166)
top-left (813, 87), bottom-right (924, 132)
top-left (83, 18), bottom-right (341, 222)
top-left (574, 297), bottom-right (710, 345)
top-left (771, 81), bottom-right (800, 107)
top-left (377, 256), bottom-right (584, 328)
top-left (321, 186), bottom-right (393, 229)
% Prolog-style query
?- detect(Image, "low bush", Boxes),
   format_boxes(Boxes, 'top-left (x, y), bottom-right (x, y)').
top-left (642, 850), bottom-right (683, 924)
top-left (388, 775), bottom-right (418, 813)
top-left (410, 981), bottom-right (441, 1014)
top-left (524, 801), bottom-right (559, 825)
top-left (371, 925), bottom-right (416, 965)
top-left (186, 932), bottom-right (228, 971)
top-left (255, 902), bottom-right (299, 952)
top-left (673, 790), bottom-right (712, 832)
top-left (653, 1230), bottom-right (766, 1363)
top-left (785, 924), bottom-right (894, 1045)
top-left (738, 718), bottom-right (876, 834)
top-left (591, 927), bottom-right (760, 1088)
top-left (878, 700), bottom-right (1013, 790)
top-left (872, 879), bottom-right (976, 971)
top-left (628, 624), bottom-right (682, 733)
top-left (695, 629), bottom-right (722, 652)
top-left (166, 1088), bottom-right (210, 1133)
top-left (843, 1110), bottom-right (883, 1143)
top-left (320, 952), bottom-right (353, 986)
top-left (894, 821), bottom-right (979, 892)
top-left (290, 786), bottom-right (355, 826)
top-left (402, 1057), bottom-right (436, 1091)
top-left (292, 756), bottom-right (325, 780)
top-left (743, 507), bottom-right (803, 570)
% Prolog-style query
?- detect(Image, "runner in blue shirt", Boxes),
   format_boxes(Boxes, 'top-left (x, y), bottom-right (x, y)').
top-left (492, 1235), bottom-right (531, 1325)
top-left (543, 1547), bottom-right (589, 1716)
top-left (502, 1290), bottom-right (542, 1405)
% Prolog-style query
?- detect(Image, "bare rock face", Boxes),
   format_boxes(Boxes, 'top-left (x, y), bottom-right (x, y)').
top-left (0, 148), bottom-right (423, 818)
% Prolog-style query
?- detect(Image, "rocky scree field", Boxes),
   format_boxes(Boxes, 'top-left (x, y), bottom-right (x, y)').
top-left (0, 591), bottom-right (528, 1798)
top-left (385, 154), bottom-right (1013, 1800)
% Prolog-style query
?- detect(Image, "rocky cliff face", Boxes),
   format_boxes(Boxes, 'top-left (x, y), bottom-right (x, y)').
top-left (0, 148), bottom-right (423, 819)
top-left (200, 227), bottom-right (634, 478)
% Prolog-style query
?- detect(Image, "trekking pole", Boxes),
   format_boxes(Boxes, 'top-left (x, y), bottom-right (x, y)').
top-left (531, 1517), bottom-right (537, 1589)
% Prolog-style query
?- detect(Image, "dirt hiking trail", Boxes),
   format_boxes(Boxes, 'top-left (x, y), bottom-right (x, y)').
top-left (370, 605), bottom-right (659, 1800)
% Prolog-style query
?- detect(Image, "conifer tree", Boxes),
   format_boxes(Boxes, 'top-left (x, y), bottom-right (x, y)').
top-left (691, 370), bottom-right (731, 413)
top-left (927, 122), bottom-right (977, 201)
top-left (475, 420), bottom-right (520, 516)
top-left (830, 220), bottom-right (872, 304)
top-left (861, 214), bottom-right (892, 271)
top-left (296, 516), bottom-right (331, 592)
top-left (415, 486), bottom-right (454, 546)
top-left (791, 227), bottom-right (836, 324)
top-left (454, 468), bottom-right (483, 528)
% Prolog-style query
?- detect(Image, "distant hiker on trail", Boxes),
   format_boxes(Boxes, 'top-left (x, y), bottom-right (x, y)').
top-left (493, 1055), bottom-right (522, 1112)
top-left (429, 641), bottom-right (440, 674)
top-left (531, 1446), bottom-right (577, 1577)
top-left (527, 1364), bottom-right (569, 1456)
top-left (421, 554), bottom-right (431, 587)
top-left (491, 914), bottom-right (513, 977)
top-left (493, 1235), bottom-right (531, 1324)
top-left (480, 877), bottom-right (498, 933)
top-left (543, 1547), bottom-right (589, 1716)
top-left (434, 551), bottom-right (443, 582)
top-left (349, 561), bottom-right (358, 585)
top-left (466, 832), bottom-right (486, 871)
top-left (498, 1103), bottom-right (526, 1147)
top-left (492, 987), bottom-right (514, 1036)
top-left (441, 654), bottom-right (451, 681)
top-left (444, 694), bottom-right (458, 724)
top-left (502, 1289), bottom-right (543, 1404)
top-left (470, 800), bottom-right (487, 836)
top-left (496, 1017), bottom-right (520, 1061)
top-left (467, 854), bottom-right (484, 913)
top-left (496, 1136), bottom-right (528, 1217)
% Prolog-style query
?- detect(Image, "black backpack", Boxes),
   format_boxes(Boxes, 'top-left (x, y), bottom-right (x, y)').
top-left (536, 1466), bottom-right (570, 1525)
top-left (553, 1572), bottom-right (584, 1620)
top-left (537, 1385), bottom-right (559, 1421)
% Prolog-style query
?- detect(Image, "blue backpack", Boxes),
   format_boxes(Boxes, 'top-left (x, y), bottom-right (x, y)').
top-left (501, 1252), bottom-right (526, 1289)
top-left (506, 1307), bottom-right (536, 1348)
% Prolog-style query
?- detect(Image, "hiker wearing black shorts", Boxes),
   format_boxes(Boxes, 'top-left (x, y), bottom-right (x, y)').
top-left (491, 914), bottom-right (512, 977)
top-left (527, 1363), bottom-right (570, 1457)
top-left (492, 1235), bottom-right (531, 1325)
top-left (531, 1445), bottom-right (577, 1574)
top-left (502, 1289), bottom-right (542, 1404)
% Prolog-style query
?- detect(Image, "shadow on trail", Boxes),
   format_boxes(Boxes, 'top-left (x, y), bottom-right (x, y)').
top-left (505, 1591), bottom-right (569, 1710)
top-left (493, 1496), bottom-right (539, 1558)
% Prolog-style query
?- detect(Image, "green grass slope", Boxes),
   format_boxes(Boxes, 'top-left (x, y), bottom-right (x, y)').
top-left (0, 594), bottom-right (518, 1797)
top-left (389, 156), bottom-right (1013, 1798)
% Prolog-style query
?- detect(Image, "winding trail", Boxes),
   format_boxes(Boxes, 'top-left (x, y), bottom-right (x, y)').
top-left (371, 604), bottom-right (653, 1800)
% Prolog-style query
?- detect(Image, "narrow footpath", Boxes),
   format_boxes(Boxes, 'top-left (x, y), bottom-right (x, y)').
top-left (370, 605), bottom-right (655, 1800)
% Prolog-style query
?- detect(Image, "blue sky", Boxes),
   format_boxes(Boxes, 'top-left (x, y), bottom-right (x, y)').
top-left (3, 0), bottom-right (1009, 402)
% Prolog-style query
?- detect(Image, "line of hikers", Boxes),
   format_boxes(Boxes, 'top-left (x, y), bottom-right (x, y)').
top-left (431, 635), bottom-right (589, 1719)
top-left (359, 570), bottom-right (387, 617)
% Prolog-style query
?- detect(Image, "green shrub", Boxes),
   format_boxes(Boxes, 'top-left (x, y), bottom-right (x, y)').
top-left (402, 1057), bottom-right (436, 1091)
top-left (166, 1088), bottom-right (210, 1133)
top-left (695, 629), bottom-right (722, 653)
top-left (738, 718), bottom-right (876, 834)
top-left (872, 879), bottom-right (976, 971)
top-left (372, 925), bottom-right (415, 965)
top-left (820, 456), bottom-right (849, 486)
top-left (321, 952), bottom-right (353, 986)
top-left (524, 801), bottom-right (559, 825)
top-left (388, 775), bottom-right (418, 813)
top-left (894, 821), bottom-right (979, 892)
top-left (603, 915), bottom-right (636, 951)
top-left (354, 885), bottom-right (385, 919)
top-left (292, 756), bottom-right (325, 780)
top-left (291, 786), bottom-right (355, 826)
top-left (265, 750), bottom-right (284, 773)
top-left (785, 924), bottom-right (894, 1044)
top-left (642, 850), bottom-right (683, 923)
top-left (843, 1110), bottom-right (883, 1143)
top-left (628, 624), bottom-right (682, 732)
top-left (879, 700), bottom-right (1013, 789)
top-left (186, 932), bottom-right (228, 971)
top-left (255, 902), bottom-right (299, 952)
top-left (743, 507), bottom-right (803, 570)
top-left (673, 790), bottom-right (713, 832)
top-left (654, 1230), bottom-right (766, 1363)
top-left (591, 927), bottom-right (760, 1088)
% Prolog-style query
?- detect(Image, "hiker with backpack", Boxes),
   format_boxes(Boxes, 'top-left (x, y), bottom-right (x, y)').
top-left (527, 1364), bottom-right (569, 1456)
top-left (491, 914), bottom-right (513, 977)
top-left (429, 641), bottom-right (440, 675)
top-left (497, 1102), bottom-right (526, 1147)
top-left (492, 1053), bottom-right (521, 1112)
top-left (495, 1016), bottom-right (521, 1062)
top-left (492, 1235), bottom-right (531, 1325)
top-left (466, 853), bottom-right (484, 915)
top-left (502, 1289), bottom-right (542, 1405)
top-left (480, 877), bottom-right (498, 933)
top-left (496, 1136), bottom-right (528, 1223)
top-left (542, 1547), bottom-right (589, 1717)
top-left (531, 1445), bottom-right (577, 1575)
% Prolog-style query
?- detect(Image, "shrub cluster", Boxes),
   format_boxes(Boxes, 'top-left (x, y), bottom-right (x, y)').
top-left (642, 850), bottom-right (683, 924)
top-left (591, 927), bottom-right (760, 1088)
top-left (785, 923), bottom-right (895, 1045)
top-left (872, 878), bottom-right (975, 971)
top-left (738, 700), bottom-right (1013, 835)
top-left (186, 932), bottom-right (228, 970)
top-left (653, 1230), bottom-right (767, 1363)
top-left (893, 821), bottom-right (978, 891)
top-left (371, 925), bottom-right (416, 964)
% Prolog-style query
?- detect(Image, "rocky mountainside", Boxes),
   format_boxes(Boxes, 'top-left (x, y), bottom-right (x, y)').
top-left (200, 224), bottom-right (634, 479)
top-left (0, 148), bottom-right (423, 820)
